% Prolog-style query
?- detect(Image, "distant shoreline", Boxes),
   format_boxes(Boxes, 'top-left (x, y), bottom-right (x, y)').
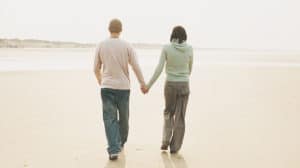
top-left (1, 38), bottom-right (299, 52)
top-left (0, 38), bottom-right (163, 49)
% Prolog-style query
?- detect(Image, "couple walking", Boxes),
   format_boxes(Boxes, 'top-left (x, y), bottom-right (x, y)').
top-left (93, 19), bottom-right (193, 160)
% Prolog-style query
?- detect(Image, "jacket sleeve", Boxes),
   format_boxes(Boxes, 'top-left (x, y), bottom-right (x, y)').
top-left (189, 47), bottom-right (193, 74)
top-left (93, 45), bottom-right (102, 77)
top-left (146, 48), bottom-right (166, 89)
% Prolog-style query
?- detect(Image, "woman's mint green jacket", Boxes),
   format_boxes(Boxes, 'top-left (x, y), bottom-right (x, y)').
top-left (147, 42), bottom-right (193, 88)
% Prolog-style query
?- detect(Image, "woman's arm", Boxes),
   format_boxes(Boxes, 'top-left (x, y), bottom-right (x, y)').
top-left (189, 48), bottom-right (193, 74)
top-left (146, 49), bottom-right (167, 89)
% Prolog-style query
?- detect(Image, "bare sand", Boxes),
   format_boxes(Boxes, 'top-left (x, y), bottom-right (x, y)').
top-left (1, 65), bottom-right (300, 168)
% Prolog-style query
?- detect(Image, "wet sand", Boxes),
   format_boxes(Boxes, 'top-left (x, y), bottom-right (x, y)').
top-left (0, 65), bottom-right (300, 168)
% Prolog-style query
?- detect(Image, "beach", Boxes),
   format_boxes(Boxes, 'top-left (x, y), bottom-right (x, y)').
top-left (0, 49), bottom-right (300, 168)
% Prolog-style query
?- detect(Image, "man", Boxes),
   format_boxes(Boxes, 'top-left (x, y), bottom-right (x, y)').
top-left (94, 19), bottom-right (147, 160)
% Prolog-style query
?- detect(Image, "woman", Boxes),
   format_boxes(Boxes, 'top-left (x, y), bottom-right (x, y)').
top-left (145, 26), bottom-right (193, 153)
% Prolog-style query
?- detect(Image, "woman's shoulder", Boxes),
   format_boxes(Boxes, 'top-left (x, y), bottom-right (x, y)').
top-left (184, 43), bottom-right (193, 53)
top-left (162, 43), bottom-right (173, 51)
top-left (185, 43), bottom-right (193, 50)
top-left (163, 42), bottom-right (193, 52)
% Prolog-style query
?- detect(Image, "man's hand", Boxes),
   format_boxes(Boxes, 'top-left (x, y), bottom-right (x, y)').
top-left (94, 69), bottom-right (102, 87)
top-left (141, 85), bottom-right (149, 94)
top-left (97, 79), bottom-right (102, 86)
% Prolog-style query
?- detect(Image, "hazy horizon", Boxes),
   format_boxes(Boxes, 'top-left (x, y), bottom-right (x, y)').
top-left (1, 0), bottom-right (300, 50)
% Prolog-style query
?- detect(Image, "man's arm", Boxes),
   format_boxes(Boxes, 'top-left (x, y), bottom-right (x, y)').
top-left (93, 46), bottom-right (102, 86)
top-left (128, 46), bottom-right (146, 87)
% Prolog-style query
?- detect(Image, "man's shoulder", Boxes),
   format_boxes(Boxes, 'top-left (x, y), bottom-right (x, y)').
top-left (98, 39), bottom-right (110, 46)
top-left (98, 39), bottom-right (132, 48)
top-left (96, 41), bottom-right (105, 48)
top-left (119, 39), bottom-right (133, 48)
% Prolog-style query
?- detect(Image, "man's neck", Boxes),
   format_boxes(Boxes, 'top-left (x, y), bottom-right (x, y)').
top-left (110, 33), bottom-right (120, 38)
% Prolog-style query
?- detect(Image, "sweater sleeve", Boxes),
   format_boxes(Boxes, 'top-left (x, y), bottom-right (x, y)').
top-left (147, 48), bottom-right (166, 89)
top-left (128, 46), bottom-right (146, 86)
top-left (93, 45), bottom-right (102, 76)
top-left (189, 47), bottom-right (193, 74)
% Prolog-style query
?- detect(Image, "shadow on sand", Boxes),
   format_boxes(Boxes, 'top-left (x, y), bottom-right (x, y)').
top-left (103, 150), bottom-right (188, 168)
top-left (161, 151), bottom-right (188, 168)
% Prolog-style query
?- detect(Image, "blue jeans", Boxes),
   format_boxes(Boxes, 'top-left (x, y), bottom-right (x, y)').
top-left (101, 88), bottom-right (130, 154)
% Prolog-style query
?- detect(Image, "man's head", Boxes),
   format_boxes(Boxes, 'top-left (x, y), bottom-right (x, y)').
top-left (108, 19), bottom-right (122, 34)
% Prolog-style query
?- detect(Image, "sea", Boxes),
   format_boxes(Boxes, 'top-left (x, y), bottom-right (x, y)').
top-left (0, 48), bottom-right (300, 71)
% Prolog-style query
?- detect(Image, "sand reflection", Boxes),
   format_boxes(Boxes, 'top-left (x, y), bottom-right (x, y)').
top-left (161, 152), bottom-right (188, 168)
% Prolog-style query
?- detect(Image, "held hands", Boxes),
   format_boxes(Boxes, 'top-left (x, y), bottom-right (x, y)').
top-left (141, 84), bottom-right (149, 94)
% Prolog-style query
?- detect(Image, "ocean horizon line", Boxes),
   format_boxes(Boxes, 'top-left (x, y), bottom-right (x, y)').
top-left (0, 38), bottom-right (300, 52)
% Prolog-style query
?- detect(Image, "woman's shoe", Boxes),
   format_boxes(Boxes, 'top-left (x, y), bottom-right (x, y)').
top-left (160, 144), bottom-right (168, 150)
top-left (170, 150), bottom-right (177, 154)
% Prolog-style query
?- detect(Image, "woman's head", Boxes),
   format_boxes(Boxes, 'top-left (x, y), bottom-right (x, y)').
top-left (170, 26), bottom-right (187, 44)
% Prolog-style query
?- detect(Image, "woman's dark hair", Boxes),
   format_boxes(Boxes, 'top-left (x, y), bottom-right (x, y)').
top-left (170, 26), bottom-right (187, 44)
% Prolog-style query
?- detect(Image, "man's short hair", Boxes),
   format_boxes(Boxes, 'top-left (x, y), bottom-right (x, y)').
top-left (109, 19), bottom-right (122, 33)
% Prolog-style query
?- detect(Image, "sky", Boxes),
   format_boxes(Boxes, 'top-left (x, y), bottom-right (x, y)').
top-left (1, 0), bottom-right (300, 50)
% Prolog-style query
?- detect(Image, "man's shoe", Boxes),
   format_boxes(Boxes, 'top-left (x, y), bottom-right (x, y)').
top-left (109, 153), bottom-right (119, 160)
top-left (161, 144), bottom-right (168, 150)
